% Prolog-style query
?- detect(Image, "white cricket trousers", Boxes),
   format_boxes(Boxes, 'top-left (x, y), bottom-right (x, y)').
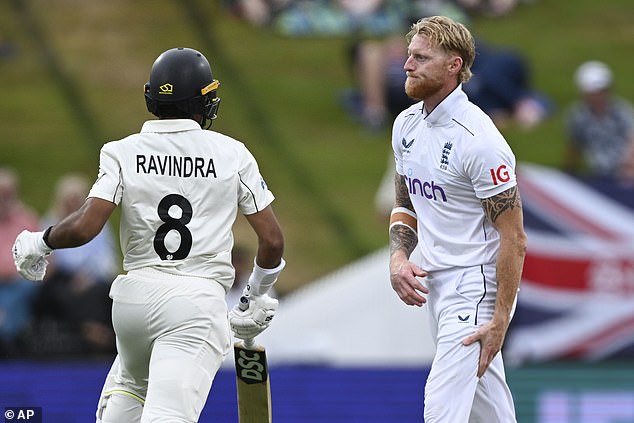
top-left (95, 268), bottom-right (231, 423)
top-left (423, 265), bottom-right (517, 423)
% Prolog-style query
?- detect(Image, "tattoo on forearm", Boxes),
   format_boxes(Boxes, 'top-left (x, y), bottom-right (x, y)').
top-left (390, 174), bottom-right (418, 256)
top-left (395, 174), bottom-right (414, 209)
top-left (390, 224), bottom-right (418, 257)
top-left (481, 186), bottom-right (522, 223)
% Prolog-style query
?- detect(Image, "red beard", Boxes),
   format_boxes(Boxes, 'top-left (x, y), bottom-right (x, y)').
top-left (405, 76), bottom-right (443, 101)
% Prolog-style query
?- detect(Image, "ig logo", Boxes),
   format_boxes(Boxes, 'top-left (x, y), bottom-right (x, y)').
top-left (489, 165), bottom-right (510, 185)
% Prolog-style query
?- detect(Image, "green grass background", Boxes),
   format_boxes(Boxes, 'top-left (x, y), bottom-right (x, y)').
top-left (1, 0), bottom-right (632, 294)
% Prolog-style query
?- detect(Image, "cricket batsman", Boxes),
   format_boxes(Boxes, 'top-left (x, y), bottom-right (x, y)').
top-left (12, 47), bottom-right (285, 422)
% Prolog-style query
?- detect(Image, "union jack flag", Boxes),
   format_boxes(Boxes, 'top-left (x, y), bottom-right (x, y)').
top-left (505, 164), bottom-right (634, 364)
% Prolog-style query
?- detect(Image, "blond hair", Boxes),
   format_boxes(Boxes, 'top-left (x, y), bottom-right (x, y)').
top-left (407, 15), bottom-right (475, 83)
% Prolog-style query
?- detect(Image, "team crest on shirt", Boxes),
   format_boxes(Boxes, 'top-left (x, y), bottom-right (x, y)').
top-left (440, 142), bottom-right (453, 170)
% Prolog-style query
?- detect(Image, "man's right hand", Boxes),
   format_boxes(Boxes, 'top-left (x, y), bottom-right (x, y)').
top-left (389, 255), bottom-right (429, 307)
top-left (229, 294), bottom-right (278, 340)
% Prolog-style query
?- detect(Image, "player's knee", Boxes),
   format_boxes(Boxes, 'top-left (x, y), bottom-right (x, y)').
top-left (96, 391), bottom-right (144, 423)
top-left (145, 374), bottom-right (210, 422)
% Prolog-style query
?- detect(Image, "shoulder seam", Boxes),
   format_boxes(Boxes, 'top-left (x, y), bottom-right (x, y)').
top-left (452, 118), bottom-right (475, 136)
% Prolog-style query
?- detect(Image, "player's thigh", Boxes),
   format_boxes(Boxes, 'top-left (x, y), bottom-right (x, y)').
top-left (469, 354), bottom-right (517, 423)
top-left (111, 301), bottom-right (153, 395)
top-left (424, 320), bottom-right (481, 422)
top-left (425, 267), bottom-right (491, 421)
top-left (424, 338), bottom-right (480, 422)
top-left (142, 292), bottom-right (230, 422)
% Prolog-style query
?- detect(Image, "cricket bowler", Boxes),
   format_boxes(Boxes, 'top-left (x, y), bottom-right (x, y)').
top-left (388, 16), bottom-right (527, 422)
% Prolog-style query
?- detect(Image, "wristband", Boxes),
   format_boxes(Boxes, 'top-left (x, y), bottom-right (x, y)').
top-left (42, 226), bottom-right (55, 250)
top-left (390, 207), bottom-right (417, 219)
top-left (390, 207), bottom-right (417, 231)
top-left (247, 258), bottom-right (286, 296)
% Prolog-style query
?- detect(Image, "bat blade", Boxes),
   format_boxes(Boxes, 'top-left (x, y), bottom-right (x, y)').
top-left (234, 340), bottom-right (272, 423)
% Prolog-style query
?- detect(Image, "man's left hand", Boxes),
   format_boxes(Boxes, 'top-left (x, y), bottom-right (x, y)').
top-left (462, 320), bottom-right (507, 378)
top-left (12, 230), bottom-right (52, 281)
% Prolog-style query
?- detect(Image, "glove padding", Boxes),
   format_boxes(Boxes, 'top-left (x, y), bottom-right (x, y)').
top-left (12, 230), bottom-right (53, 281)
top-left (229, 294), bottom-right (278, 340)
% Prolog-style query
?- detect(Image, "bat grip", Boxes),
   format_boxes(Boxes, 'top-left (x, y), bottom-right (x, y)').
top-left (238, 296), bottom-right (256, 348)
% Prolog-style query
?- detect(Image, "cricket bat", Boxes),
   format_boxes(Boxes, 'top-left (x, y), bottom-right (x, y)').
top-left (234, 297), bottom-right (272, 422)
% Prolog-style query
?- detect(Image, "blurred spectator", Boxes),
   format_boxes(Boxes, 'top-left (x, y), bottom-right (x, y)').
top-left (238, 0), bottom-right (413, 132)
top-left (342, 35), bottom-right (413, 131)
top-left (29, 174), bottom-right (118, 358)
top-left (563, 61), bottom-right (634, 180)
top-left (463, 38), bottom-right (551, 130)
top-left (272, 0), bottom-right (408, 38)
top-left (226, 0), bottom-right (293, 27)
top-left (226, 244), bottom-right (278, 309)
top-left (457, 0), bottom-right (520, 17)
top-left (0, 167), bottom-right (40, 356)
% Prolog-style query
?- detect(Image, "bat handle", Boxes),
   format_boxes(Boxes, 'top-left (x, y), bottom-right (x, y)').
top-left (238, 296), bottom-right (256, 349)
top-left (238, 295), bottom-right (250, 311)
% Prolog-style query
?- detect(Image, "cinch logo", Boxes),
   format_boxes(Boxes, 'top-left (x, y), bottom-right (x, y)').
top-left (406, 176), bottom-right (447, 202)
top-left (490, 164), bottom-right (510, 185)
top-left (159, 83), bottom-right (173, 95)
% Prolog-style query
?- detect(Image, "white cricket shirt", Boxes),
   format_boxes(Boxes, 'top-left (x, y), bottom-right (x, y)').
top-left (88, 119), bottom-right (274, 288)
top-left (392, 86), bottom-right (517, 272)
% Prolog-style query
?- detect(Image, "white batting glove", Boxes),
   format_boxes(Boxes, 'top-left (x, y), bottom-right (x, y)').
top-left (12, 230), bottom-right (53, 281)
top-left (229, 293), bottom-right (278, 340)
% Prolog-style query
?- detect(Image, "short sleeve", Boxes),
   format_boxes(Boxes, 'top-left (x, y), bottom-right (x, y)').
top-left (463, 133), bottom-right (517, 199)
top-left (237, 144), bottom-right (275, 215)
top-left (88, 143), bottom-right (123, 205)
top-left (391, 114), bottom-right (406, 176)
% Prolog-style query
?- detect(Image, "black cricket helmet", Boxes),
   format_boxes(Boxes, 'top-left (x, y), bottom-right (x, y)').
top-left (144, 47), bottom-right (220, 128)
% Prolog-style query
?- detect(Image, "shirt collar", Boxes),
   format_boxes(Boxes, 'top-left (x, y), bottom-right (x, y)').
top-left (423, 84), bottom-right (467, 125)
top-left (140, 119), bottom-right (201, 133)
